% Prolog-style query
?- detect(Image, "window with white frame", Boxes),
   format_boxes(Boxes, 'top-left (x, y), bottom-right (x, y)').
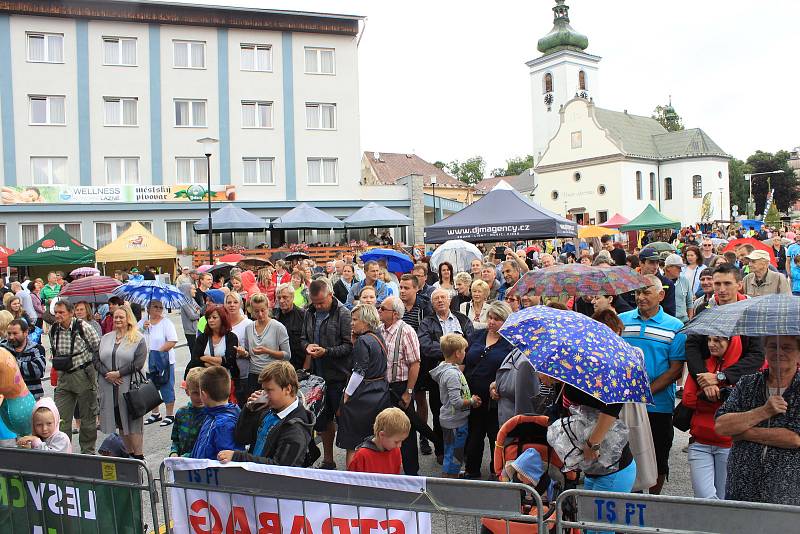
top-left (27, 33), bottom-right (63, 63)
top-left (241, 101), bottom-right (273, 128)
top-left (304, 47), bottom-right (335, 74)
top-left (103, 37), bottom-right (136, 66)
top-left (0, 225), bottom-right (6, 247)
top-left (174, 99), bottom-right (206, 127)
top-left (165, 220), bottom-right (205, 252)
top-left (173, 40), bottom-right (205, 69)
top-left (176, 157), bottom-right (208, 184)
top-left (104, 97), bottom-right (138, 126)
top-left (307, 158), bottom-right (337, 185)
top-left (105, 157), bottom-right (139, 185)
top-left (306, 103), bottom-right (336, 129)
top-left (31, 157), bottom-right (67, 185)
top-left (240, 44), bottom-right (272, 72)
top-left (242, 158), bottom-right (274, 185)
top-left (95, 221), bottom-right (151, 249)
top-left (29, 95), bottom-right (65, 125)
top-left (693, 175), bottom-right (703, 198)
top-left (21, 223), bottom-right (80, 248)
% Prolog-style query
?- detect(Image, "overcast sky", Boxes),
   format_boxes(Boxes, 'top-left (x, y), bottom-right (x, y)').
top-left (177, 0), bottom-right (799, 173)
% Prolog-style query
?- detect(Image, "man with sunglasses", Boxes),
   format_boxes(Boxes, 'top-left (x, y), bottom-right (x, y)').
top-left (700, 238), bottom-right (718, 267)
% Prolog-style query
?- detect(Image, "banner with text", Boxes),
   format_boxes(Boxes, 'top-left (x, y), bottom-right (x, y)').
top-left (166, 459), bottom-right (431, 534)
top-left (1, 184), bottom-right (236, 204)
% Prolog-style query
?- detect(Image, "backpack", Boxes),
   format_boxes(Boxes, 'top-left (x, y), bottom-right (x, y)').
top-left (51, 319), bottom-right (93, 371)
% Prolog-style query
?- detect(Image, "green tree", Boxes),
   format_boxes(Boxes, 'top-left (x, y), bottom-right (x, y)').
top-left (745, 150), bottom-right (799, 215)
top-left (433, 161), bottom-right (446, 170)
top-left (491, 155), bottom-right (535, 177)
top-left (651, 103), bottom-right (684, 132)
top-left (445, 156), bottom-right (486, 185)
top-left (764, 203), bottom-right (782, 226)
top-left (728, 158), bottom-right (750, 216)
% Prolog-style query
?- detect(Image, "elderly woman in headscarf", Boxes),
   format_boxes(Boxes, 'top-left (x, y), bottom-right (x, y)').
top-left (179, 284), bottom-right (202, 354)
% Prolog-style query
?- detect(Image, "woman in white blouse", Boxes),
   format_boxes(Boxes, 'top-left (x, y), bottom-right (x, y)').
top-left (460, 279), bottom-right (490, 329)
top-left (225, 291), bottom-right (252, 407)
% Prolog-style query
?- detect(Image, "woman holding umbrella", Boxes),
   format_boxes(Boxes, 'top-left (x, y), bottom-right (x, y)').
top-left (139, 300), bottom-right (178, 426)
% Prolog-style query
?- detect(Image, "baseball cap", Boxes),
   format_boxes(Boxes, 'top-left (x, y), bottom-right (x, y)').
top-left (746, 250), bottom-right (770, 262)
top-left (638, 248), bottom-right (660, 261)
top-left (664, 254), bottom-right (684, 267)
top-left (130, 267), bottom-right (140, 273)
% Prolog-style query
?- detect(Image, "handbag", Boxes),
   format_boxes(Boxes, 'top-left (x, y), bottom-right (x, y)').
top-left (621, 403), bottom-right (658, 492)
top-left (147, 350), bottom-right (170, 387)
top-left (672, 401), bottom-right (694, 432)
top-left (124, 370), bottom-right (162, 419)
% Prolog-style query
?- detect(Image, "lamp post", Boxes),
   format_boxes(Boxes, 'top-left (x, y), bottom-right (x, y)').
top-left (430, 175), bottom-right (438, 223)
top-left (745, 170), bottom-right (784, 219)
top-left (197, 137), bottom-right (219, 265)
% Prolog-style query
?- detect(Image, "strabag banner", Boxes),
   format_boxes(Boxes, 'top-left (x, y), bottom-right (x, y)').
top-left (165, 458), bottom-right (432, 534)
top-left (1, 184), bottom-right (236, 204)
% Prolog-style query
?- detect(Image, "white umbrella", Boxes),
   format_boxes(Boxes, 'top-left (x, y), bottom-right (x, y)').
top-left (430, 239), bottom-right (483, 273)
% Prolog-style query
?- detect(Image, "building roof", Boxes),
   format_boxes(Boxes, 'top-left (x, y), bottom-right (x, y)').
top-left (537, 1), bottom-right (588, 55)
top-left (363, 152), bottom-right (468, 188)
top-left (593, 107), bottom-right (729, 161)
top-left (474, 171), bottom-right (536, 194)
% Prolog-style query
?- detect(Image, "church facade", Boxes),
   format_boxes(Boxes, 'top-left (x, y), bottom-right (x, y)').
top-left (528, 1), bottom-right (731, 227)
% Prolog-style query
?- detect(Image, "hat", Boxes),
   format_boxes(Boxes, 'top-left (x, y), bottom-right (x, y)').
top-left (664, 253), bottom-right (684, 267)
top-left (98, 433), bottom-right (130, 458)
top-left (638, 248), bottom-right (660, 261)
top-left (205, 289), bottom-right (226, 304)
top-left (746, 250), bottom-right (770, 262)
top-left (130, 267), bottom-right (140, 273)
top-left (507, 448), bottom-right (545, 486)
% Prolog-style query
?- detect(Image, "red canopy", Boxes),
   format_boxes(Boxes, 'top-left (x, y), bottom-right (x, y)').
top-left (722, 237), bottom-right (777, 267)
top-left (0, 246), bottom-right (15, 268)
top-left (599, 213), bottom-right (630, 229)
top-left (218, 253), bottom-right (246, 263)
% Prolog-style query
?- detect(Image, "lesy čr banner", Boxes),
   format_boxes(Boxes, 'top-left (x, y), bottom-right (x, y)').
top-left (1, 184), bottom-right (236, 204)
top-left (166, 458), bottom-right (431, 534)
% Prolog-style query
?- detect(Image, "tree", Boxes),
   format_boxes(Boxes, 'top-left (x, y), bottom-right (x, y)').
top-left (728, 158), bottom-right (750, 216)
top-left (745, 150), bottom-right (799, 215)
top-left (491, 155), bottom-right (535, 177)
top-left (651, 103), bottom-right (684, 132)
top-left (433, 161), bottom-right (446, 170)
top-left (445, 156), bottom-right (486, 185)
top-left (765, 203), bottom-right (782, 226)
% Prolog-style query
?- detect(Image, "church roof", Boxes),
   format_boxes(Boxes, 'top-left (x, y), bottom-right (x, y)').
top-left (593, 107), bottom-right (729, 161)
top-left (537, 1), bottom-right (588, 55)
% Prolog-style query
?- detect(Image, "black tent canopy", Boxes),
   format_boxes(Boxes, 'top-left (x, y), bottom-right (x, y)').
top-left (424, 184), bottom-right (578, 244)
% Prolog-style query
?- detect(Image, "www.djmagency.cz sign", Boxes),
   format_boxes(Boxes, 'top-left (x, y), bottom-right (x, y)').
top-left (0, 473), bottom-right (142, 534)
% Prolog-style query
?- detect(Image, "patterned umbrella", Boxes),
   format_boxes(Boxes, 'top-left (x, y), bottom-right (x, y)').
top-left (682, 294), bottom-right (800, 337)
top-left (500, 306), bottom-right (653, 404)
top-left (70, 267), bottom-right (101, 278)
top-left (111, 280), bottom-right (190, 308)
top-left (60, 276), bottom-right (121, 304)
top-left (508, 264), bottom-right (650, 297)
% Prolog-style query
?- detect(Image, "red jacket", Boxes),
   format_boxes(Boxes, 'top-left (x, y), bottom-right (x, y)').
top-left (347, 438), bottom-right (402, 475)
top-left (683, 336), bottom-right (742, 447)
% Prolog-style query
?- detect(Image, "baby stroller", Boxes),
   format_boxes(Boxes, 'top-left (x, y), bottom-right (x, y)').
top-left (480, 414), bottom-right (580, 534)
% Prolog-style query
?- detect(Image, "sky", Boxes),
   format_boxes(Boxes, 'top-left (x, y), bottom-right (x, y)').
top-left (174, 0), bottom-right (800, 174)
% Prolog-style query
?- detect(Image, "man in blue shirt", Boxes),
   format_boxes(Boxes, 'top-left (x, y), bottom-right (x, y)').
top-left (786, 234), bottom-right (800, 281)
top-left (638, 248), bottom-right (676, 318)
top-left (619, 274), bottom-right (686, 495)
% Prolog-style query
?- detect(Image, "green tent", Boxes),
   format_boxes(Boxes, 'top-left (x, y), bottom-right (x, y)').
top-left (619, 204), bottom-right (681, 232)
top-left (9, 226), bottom-right (95, 266)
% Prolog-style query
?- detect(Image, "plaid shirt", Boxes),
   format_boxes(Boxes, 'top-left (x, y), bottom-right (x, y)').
top-left (170, 402), bottom-right (206, 457)
top-left (49, 318), bottom-right (101, 370)
top-left (379, 319), bottom-right (420, 383)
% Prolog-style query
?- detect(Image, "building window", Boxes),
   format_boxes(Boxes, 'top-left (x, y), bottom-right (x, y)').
top-left (693, 175), bottom-right (702, 198)
top-left (242, 158), bottom-right (274, 185)
top-left (664, 177), bottom-right (673, 200)
top-left (174, 99), bottom-right (206, 127)
top-left (304, 47), bottom-right (335, 74)
top-left (543, 72), bottom-right (553, 93)
top-left (578, 70), bottom-right (587, 91)
top-left (597, 184), bottom-right (607, 195)
top-left (176, 157), bottom-right (208, 184)
top-left (573, 172), bottom-right (581, 182)
top-left (166, 220), bottom-right (205, 252)
top-left (27, 33), bottom-right (63, 63)
top-left (241, 101), bottom-right (273, 128)
top-left (635, 171), bottom-right (642, 200)
top-left (95, 221), bottom-right (151, 249)
top-left (649, 172), bottom-right (656, 201)
top-left (29, 95), bottom-right (65, 125)
top-left (105, 157), bottom-right (139, 185)
top-left (31, 157), bottom-right (67, 185)
top-left (103, 37), bottom-right (136, 66)
top-left (598, 210), bottom-right (608, 224)
top-left (104, 97), bottom-right (138, 126)
top-left (22, 223), bottom-right (80, 248)
top-left (173, 40), bottom-right (205, 69)
top-left (571, 131), bottom-right (582, 149)
top-left (307, 158), bottom-right (338, 185)
top-left (240, 44), bottom-right (272, 71)
top-left (306, 103), bottom-right (336, 129)
top-left (551, 190), bottom-right (559, 200)
top-left (0, 224), bottom-right (5, 247)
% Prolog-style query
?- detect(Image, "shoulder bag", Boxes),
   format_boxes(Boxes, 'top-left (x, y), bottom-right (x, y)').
top-left (124, 369), bottom-right (162, 419)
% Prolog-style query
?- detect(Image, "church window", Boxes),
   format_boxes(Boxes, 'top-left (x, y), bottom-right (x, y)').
top-left (574, 172), bottom-right (581, 182)
top-left (664, 177), bottom-right (673, 200)
top-left (551, 190), bottom-right (559, 200)
top-left (597, 184), bottom-right (607, 195)
top-left (543, 73), bottom-right (553, 94)
top-left (597, 210), bottom-right (608, 223)
top-left (571, 131), bottom-right (582, 149)
top-left (649, 172), bottom-right (656, 201)
top-left (578, 70), bottom-right (587, 90)
top-left (693, 175), bottom-right (703, 198)
top-left (635, 171), bottom-right (642, 200)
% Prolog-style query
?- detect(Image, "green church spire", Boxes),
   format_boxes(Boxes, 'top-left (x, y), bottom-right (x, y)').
top-left (537, 0), bottom-right (589, 55)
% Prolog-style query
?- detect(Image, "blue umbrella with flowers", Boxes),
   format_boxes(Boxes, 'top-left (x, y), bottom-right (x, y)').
top-left (112, 280), bottom-right (191, 308)
top-left (499, 306), bottom-right (653, 404)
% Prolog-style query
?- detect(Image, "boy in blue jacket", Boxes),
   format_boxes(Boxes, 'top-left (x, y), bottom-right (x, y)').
top-left (190, 366), bottom-right (241, 460)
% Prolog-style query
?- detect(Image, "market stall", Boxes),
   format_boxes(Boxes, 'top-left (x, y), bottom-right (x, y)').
top-left (95, 222), bottom-right (178, 281)
top-left (9, 226), bottom-right (95, 279)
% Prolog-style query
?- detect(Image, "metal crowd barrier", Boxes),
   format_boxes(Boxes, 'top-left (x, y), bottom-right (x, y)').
top-left (159, 461), bottom-right (546, 534)
top-left (0, 447), bottom-right (160, 534)
top-left (554, 489), bottom-right (800, 534)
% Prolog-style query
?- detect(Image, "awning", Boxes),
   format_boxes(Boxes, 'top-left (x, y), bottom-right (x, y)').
top-left (599, 213), bottom-right (630, 229)
top-left (619, 204), bottom-right (681, 232)
top-left (193, 204), bottom-right (269, 233)
top-left (272, 203), bottom-right (345, 229)
top-left (9, 226), bottom-right (95, 266)
top-left (344, 202), bottom-right (411, 228)
top-left (96, 222), bottom-right (177, 263)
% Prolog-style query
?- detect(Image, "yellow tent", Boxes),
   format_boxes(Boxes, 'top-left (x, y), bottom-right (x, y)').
top-left (96, 222), bottom-right (178, 278)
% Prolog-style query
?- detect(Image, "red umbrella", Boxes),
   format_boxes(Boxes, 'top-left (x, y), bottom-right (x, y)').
top-left (0, 246), bottom-right (15, 268)
top-left (60, 276), bottom-right (121, 303)
top-left (218, 253), bottom-right (246, 263)
top-left (722, 237), bottom-right (777, 267)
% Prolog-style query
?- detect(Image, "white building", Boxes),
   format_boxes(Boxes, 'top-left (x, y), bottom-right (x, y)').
top-left (0, 0), bottom-right (411, 252)
top-left (528, 1), bottom-right (731, 227)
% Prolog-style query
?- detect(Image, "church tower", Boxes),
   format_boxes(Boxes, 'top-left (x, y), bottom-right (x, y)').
top-left (527, 0), bottom-right (601, 163)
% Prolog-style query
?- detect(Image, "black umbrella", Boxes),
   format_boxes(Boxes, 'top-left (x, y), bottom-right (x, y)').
top-left (207, 263), bottom-right (234, 278)
top-left (285, 252), bottom-right (310, 262)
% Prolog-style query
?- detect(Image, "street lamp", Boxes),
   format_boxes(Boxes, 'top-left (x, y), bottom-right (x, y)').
top-left (430, 175), bottom-right (438, 222)
top-left (745, 170), bottom-right (784, 219)
top-left (197, 136), bottom-right (219, 265)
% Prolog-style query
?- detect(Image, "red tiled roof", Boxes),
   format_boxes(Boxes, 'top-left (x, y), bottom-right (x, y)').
top-left (363, 151), bottom-right (468, 188)
top-left (474, 171), bottom-right (536, 194)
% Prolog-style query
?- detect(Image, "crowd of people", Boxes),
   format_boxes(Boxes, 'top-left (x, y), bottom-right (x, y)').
top-left (0, 221), bottom-right (798, 513)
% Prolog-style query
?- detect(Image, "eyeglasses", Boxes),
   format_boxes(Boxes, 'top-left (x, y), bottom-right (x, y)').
top-left (702, 244), bottom-right (713, 247)
top-left (379, 306), bottom-right (393, 312)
